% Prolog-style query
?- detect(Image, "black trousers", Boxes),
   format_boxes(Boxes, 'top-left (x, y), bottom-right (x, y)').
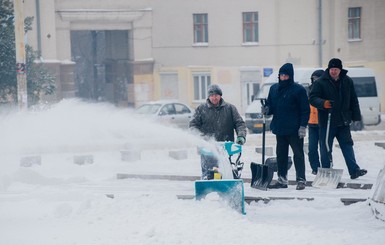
top-left (276, 134), bottom-right (306, 183)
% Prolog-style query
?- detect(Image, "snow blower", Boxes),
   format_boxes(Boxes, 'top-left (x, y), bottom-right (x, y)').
top-left (195, 141), bottom-right (245, 214)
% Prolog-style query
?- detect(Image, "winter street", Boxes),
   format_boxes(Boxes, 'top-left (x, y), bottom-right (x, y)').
top-left (0, 100), bottom-right (384, 245)
top-left (2, 0), bottom-right (385, 244)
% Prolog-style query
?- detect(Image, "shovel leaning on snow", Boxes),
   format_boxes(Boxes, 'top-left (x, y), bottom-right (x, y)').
top-left (312, 111), bottom-right (343, 188)
top-left (250, 99), bottom-right (274, 190)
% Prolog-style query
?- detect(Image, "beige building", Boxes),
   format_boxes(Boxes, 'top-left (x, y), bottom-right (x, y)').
top-left (23, 0), bottom-right (385, 113)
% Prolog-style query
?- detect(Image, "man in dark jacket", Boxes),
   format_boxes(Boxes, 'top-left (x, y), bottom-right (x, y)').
top-left (308, 69), bottom-right (324, 175)
top-left (189, 84), bottom-right (247, 179)
top-left (309, 58), bottom-right (367, 179)
top-left (264, 63), bottom-right (310, 190)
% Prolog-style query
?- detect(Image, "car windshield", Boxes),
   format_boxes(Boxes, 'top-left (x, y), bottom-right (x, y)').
top-left (135, 104), bottom-right (162, 114)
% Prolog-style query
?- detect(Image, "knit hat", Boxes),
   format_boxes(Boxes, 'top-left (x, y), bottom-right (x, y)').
top-left (328, 58), bottom-right (343, 70)
top-left (311, 69), bottom-right (324, 82)
top-left (207, 84), bottom-right (222, 97)
top-left (278, 63), bottom-right (294, 79)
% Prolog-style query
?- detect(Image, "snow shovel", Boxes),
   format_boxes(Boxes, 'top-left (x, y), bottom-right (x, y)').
top-left (312, 111), bottom-right (343, 188)
top-left (250, 99), bottom-right (274, 190)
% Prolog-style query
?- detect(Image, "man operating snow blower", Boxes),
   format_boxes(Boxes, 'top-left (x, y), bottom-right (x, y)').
top-left (189, 84), bottom-right (247, 214)
top-left (189, 84), bottom-right (247, 180)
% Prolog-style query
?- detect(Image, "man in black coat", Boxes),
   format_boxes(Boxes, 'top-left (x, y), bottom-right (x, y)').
top-left (309, 58), bottom-right (367, 179)
top-left (265, 63), bottom-right (310, 190)
top-left (189, 84), bottom-right (247, 179)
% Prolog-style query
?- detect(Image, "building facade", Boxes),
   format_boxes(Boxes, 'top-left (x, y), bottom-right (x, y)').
top-left (23, 0), bottom-right (385, 113)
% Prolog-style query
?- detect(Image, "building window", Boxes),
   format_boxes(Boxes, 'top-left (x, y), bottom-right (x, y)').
top-left (243, 12), bottom-right (259, 43)
top-left (348, 7), bottom-right (361, 40)
top-left (193, 74), bottom-right (211, 100)
top-left (193, 14), bottom-right (208, 43)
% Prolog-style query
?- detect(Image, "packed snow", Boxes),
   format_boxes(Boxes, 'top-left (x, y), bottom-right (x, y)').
top-left (0, 99), bottom-right (384, 245)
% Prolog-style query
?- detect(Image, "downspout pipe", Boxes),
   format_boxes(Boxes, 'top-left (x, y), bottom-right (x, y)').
top-left (35, 0), bottom-right (42, 57)
top-left (318, 0), bottom-right (323, 67)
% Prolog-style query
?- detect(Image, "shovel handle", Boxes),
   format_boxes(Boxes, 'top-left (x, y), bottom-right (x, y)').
top-left (260, 98), bottom-right (267, 165)
top-left (326, 112), bottom-right (333, 167)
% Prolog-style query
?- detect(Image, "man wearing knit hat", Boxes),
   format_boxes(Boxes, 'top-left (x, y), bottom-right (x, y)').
top-left (189, 84), bottom-right (247, 179)
top-left (309, 58), bottom-right (367, 179)
top-left (264, 63), bottom-right (310, 190)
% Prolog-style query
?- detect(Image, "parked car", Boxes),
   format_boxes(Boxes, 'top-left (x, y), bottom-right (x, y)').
top-left (135, 100), bottom-right (194, 129)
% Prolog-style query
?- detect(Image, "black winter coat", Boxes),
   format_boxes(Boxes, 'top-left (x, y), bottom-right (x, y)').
top-left (266, 80), bottom-right (310, 136)
top-left (309, 69), bottom-right (361, 128)
top-left (189, 98), bottom-right (246, 142)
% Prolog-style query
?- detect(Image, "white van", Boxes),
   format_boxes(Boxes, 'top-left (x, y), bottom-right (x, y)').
top-left (346, 68), bottom-right (381, 130)
top-left (245, 67), bottom-right (381, 133)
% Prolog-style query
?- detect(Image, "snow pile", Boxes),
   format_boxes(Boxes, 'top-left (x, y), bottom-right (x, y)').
top-left (369, 163), bottom-right (385, 221)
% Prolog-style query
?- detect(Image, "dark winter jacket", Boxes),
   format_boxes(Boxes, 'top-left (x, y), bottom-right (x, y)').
top-left (309, 69), bottom-right (361, 128)
top-left (308, 83), bottom-right (319, 127)
top-left (189, 98), bottom-right (246, 142)
top-left (266, 64), bottom-right (310, 136)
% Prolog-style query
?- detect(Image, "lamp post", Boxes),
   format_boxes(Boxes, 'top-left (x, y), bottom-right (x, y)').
top-left (14, 0), bottom-right (28, 110)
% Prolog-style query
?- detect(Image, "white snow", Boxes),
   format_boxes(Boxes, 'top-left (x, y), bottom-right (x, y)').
top-left (0, 99), bottom-right (384, 245)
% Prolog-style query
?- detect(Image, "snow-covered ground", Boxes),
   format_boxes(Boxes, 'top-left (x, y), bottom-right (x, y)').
top-left (0, 99), bottom-right (384, 245)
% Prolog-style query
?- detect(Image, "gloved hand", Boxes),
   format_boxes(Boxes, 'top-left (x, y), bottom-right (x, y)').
top-left (323, 100), bottom-right (333, 109)
top-left (236, 136), bottom-right (245, 145)
top-left (298, 126), bottom-right (306, 139)
top-left (261, 105), bottom-right (269, 115)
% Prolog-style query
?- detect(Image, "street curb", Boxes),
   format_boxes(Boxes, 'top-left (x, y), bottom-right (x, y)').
top-left (176, 195), bottom-right (367, 206)
top-left (116, 173), bottom-right (373, 189)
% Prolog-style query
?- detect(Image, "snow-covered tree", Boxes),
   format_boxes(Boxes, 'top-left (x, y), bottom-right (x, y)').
top-left (0, 0), bottom-right (55, 106)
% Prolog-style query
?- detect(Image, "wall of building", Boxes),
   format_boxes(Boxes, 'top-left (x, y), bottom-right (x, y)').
top-left (23, 0), bottom-right (385, 112)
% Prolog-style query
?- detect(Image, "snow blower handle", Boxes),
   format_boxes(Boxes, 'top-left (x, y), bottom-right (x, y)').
top-left (223, 141), bottom-right (242, 156)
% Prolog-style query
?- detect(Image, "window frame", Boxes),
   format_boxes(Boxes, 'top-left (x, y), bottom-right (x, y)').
top-left (193, 73), bottom-right (211, 101)
top-left (242, 12), bottom-right (259, 44)
top-left (348, 7), bottom-right (362, 41)
top-left (351, 76), bottom-right (378, 97)
top-left (193, 13), bottom-right (209, 44)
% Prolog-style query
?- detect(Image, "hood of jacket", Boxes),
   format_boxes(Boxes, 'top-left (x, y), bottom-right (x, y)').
top-left (278, 63), bottom-right (295, 89)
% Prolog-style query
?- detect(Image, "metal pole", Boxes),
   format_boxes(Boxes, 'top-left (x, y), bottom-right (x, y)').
top-left (35, 0), bottom-right (42, 56)
top-left (14, 0), bottom-right (28, 110)
top-left (318, 0), bottom-right (323, 67)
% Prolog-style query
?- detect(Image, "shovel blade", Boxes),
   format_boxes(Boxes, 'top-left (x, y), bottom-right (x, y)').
top-left (312, 168), bottom-right (343, 188)
top-left (250, 162), bottom-right (274, 191)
